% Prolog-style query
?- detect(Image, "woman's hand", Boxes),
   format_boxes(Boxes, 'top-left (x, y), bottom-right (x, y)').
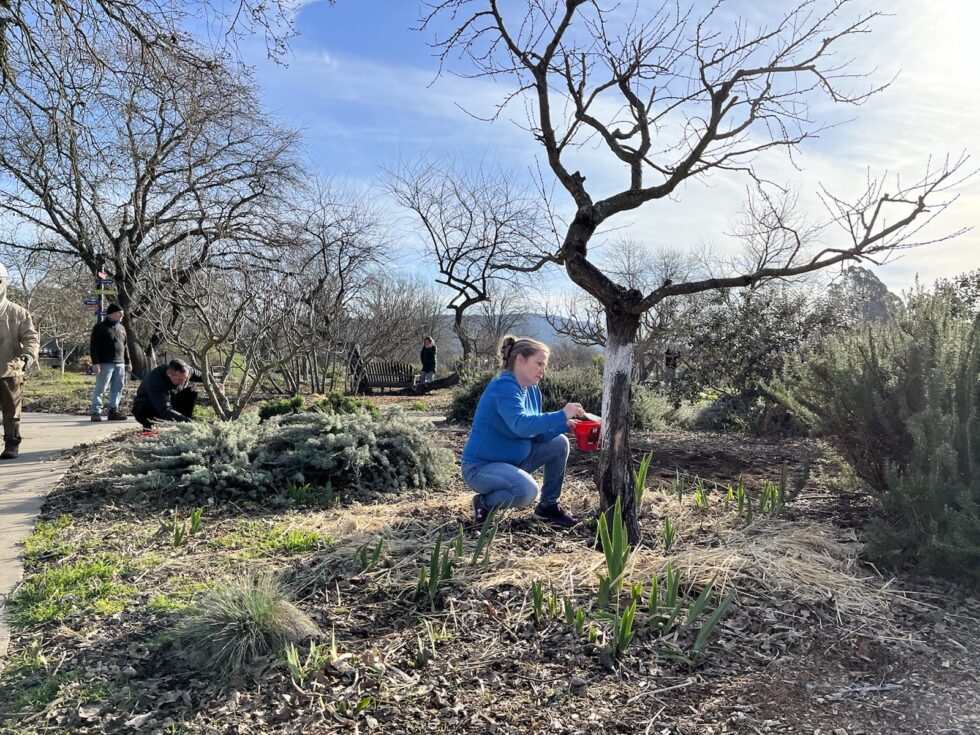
top-left (562, 402), bottom-right (586, 420)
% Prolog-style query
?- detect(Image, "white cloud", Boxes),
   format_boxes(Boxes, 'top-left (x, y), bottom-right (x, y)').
top-left (249, 0), bottom-right (979, 295)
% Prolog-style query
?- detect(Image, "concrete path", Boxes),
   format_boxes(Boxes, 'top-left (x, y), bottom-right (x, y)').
top-left (0, 413), bottom-right (129, 656)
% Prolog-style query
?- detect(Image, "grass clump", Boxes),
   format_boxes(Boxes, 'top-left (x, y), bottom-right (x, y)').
top-left (173, 574), bottom-right (321, 678)
top-left (9, 556), bottom-right (137, 627)
top-left (23, 514), bottom-right (75, 561)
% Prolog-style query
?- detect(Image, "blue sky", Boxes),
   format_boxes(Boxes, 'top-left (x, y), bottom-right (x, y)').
top-left (239, 0), bottom-right (980, 297)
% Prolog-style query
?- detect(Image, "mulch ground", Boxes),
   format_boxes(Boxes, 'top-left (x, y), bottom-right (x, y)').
top-left (0, 397), bottom-right (976, 735)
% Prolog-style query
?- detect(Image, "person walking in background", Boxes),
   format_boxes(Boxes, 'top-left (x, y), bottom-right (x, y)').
top-left (89, 303), bottom-right (131, 422)
top-left (460, 335), bottom-right (586, 527)
top-left (420, 336), bottom-right (437, 384)
top-left (132, 358), bottom-right (204, 429)
top-left (0, 262), bottom-right (40, 459)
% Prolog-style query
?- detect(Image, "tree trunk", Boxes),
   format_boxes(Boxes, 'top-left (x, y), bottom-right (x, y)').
top-left (597, 308), bottom-right (642, 544)
top-left (453, 308), bottom-right (475, 362)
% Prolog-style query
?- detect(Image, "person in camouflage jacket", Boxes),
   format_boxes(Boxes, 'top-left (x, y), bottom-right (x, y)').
top-left (0, 263), bottom-right (40, 459)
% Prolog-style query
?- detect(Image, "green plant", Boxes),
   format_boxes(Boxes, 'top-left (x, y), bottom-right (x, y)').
top-left (610, 599), bottom-right (638, 657)
top-left (8, 556), bottom-right (137, 627)
top-left (284, 639), bottom-right (332, 688)
top-left (672, 470), bottom-right (686, 502)
top-left (563, 596), bottom-right (576, 625)
top-left (470, 509), bottom-right (500, 568)
top-left (596, 497), bottom-right (631, 608)
top-left (23, 515), bottom-right (75, 561)
top-left (453, 524), bottom-right (465, 558)
top-left (258, 395), bottom-right (305, 421)
top-left (736, 477), bottom-right (746, 512)
top-left (573, 606), bottom-right (588, 635)
top-left (173, 574), bottom-right (320, 678)
top-left (662, 516), bottom-right (675, 552)
top-left (693, 482), bottom-right (709, 510)
top-left (546, 586), bottom-right (560, 619)
top-left (629, 581), bottom-right (644, 604)
top-left (634, 452), bottom-right (653, 508)
top-left (692, 589), bottom-right (737, 656)
top-left (530, 581), bottom-right (545, 623)
top-left (189, 507), bottom-right (204, 535)
top-left (311, 391), bottom-right (380, 420)
top-left (287, 480), bottom-right (334, 507)
top-left (647, 562), bottom-right (682, 635)
top-left (356, 539), bottom-right (383, 572)
top-left (121, 411), bottom-right (454, 504)
top-left (411, 400), bottom-right (427, 411)
top-left (417, 537), bottom-right (454, 609)
top-left (775, 289), bottom-right (980, 582)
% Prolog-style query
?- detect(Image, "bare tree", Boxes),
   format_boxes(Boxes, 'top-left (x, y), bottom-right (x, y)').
top-left (264, 179), bottom-right (388, 395)
top-left (471, 288), bottom-right (529, 358)
top-left (423, 0), bottom-right (972, 540)
top-left (147, 260), bottom-right (313, 420)
top-left (386, 158), bottom-right (557, 363)
top-left (0, 38), bottom-right (299, 376)
top-left (546, 240), bottom-right (702, 380)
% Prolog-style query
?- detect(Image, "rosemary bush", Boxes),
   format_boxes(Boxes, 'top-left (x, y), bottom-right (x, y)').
top-left (776, 291), bottom-right (980, 582)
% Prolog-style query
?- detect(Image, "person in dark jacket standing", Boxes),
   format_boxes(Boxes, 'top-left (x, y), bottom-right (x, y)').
top-left (132, 358), bottom-right (204, 428)
top-left (89, 304), bottom-right (131, 421)
top-left (420, 336), bottom-right (437, 383)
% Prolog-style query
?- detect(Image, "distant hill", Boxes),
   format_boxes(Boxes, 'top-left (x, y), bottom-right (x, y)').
top-left (435, 313), bottom-right (595, 355)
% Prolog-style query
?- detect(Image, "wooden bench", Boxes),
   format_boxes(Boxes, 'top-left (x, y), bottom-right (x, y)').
top-left (358, 360), bottom-right (417, 394)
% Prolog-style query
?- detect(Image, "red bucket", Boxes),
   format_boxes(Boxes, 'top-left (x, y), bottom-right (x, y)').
top-left (573, 420), bottom-right (602, 451)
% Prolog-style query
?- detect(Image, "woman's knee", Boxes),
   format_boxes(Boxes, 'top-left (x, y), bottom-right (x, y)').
top-left (513, 476), bottom-right (539, 506)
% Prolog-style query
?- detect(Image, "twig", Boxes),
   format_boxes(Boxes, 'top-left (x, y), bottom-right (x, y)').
top-left (834, 683), bottom-right (903, 695)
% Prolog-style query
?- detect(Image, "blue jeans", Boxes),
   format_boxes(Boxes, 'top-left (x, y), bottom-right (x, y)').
top-left (90, 363), bottom-right (126, 413)
top-left (462, 434), bottom-right (570, 510)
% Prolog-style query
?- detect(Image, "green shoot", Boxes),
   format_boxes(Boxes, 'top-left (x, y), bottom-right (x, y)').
top-left (634, 452), bottom-right (653, 508)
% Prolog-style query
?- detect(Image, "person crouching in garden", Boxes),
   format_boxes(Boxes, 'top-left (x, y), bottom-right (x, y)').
top-left (132, 358), bottom-right (204, 428)
top-left (461, 335), bottom-right (586, 527)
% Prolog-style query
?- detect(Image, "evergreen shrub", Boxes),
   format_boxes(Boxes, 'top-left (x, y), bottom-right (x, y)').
top-left (119, 411), bottom-right (453, 503)
top-left (776, 292), bottom-right (980, 583)
top-left (446, 367), bottom-right (665, 429)
top-left (258, 396), bottom-right (304, 421)
top-left (257, 393), bottom-right (378, 422)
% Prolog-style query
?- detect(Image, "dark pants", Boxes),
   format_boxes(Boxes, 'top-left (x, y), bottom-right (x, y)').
top-left (134, 388), bottom-right (198, 429)
top-left (1, 376), bottom-right (24, 442)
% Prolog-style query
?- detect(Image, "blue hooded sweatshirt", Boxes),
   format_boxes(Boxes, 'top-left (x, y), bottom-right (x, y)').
top-left (461, 371), bottom-right (569, 466)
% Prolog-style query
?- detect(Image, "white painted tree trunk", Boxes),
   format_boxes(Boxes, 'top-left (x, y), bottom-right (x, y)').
top-left (597, 324), bottom-right (641, 542)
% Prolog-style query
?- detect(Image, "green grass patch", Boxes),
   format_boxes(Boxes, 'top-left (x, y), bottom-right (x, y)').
top-left (22, 367), bottom-right (95, 413)
top-left (147, 580), bottom-right (214, 614)
top-left (9, 556), bottom-right (138, 628)
top-left (208, 520), bottom-right (331, 557)
top-left (22, 514), bottom-right (76, 561)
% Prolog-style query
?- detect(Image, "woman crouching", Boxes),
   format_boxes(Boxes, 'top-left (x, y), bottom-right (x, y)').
top-left (461, 336), bottom-right (586, 527)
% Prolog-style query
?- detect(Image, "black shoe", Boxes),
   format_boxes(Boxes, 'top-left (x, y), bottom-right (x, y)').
top-left (533, 503), bottom-right (578, 528)
top-left (107, 410), bottom-right (128, 421)
top-left (0, 440), bottom-right (20, 460)
top-left (91, 413), bottom-right (103, 422)
top-left (472, 494), bottom-right (489, 525)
